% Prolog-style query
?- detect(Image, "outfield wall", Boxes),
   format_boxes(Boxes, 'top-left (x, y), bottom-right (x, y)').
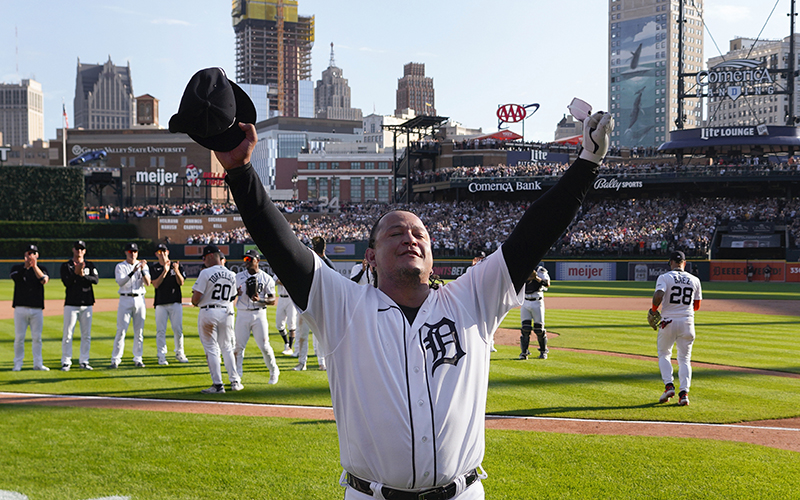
top-left (2, 258), bottom-right (798, 283)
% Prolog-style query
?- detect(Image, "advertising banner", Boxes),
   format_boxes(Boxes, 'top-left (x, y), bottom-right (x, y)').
top-left (710, 260), bottom-right (785, 282)
top-left (787, 263), bottom-right (800, 283)
top-left (556, 262), bottom-right (616, 281)
top-left (627, 261), bottom-right (693, 281)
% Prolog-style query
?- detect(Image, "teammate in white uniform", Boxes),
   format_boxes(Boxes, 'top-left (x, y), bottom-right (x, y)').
top-left (652, 251), bottom-right (702, 406)
top-left (111, 243), bottom-right (151, 368)
top-left (209, 108), bottom-right (612, 499)
top-left (275, 278), bottom-right (298, 355)
top-left (350, 258), bottom-right (374, 286)
top-left (191, 244), bottom-right (241, 394)
top-left (519, 263), bottom-right (550, 360)
top-left (234, 250), bottom-right (279, 385)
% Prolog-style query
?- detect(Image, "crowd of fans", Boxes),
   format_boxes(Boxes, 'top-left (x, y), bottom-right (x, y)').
top-left (179, 195), bottom-right (800, 256)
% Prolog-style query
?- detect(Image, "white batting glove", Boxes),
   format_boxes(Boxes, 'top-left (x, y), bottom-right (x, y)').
top-left (579, 111), bottom-right (615, 164)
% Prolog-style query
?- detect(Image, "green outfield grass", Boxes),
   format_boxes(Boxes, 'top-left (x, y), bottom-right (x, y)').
top-left (1, 279), bottom-right (799, 499)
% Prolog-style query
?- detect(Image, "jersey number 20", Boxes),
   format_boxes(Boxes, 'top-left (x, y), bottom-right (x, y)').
top-left (212, 283), bottom-right (232, 301)
top-left (669, 286), bottom-right (693, 305)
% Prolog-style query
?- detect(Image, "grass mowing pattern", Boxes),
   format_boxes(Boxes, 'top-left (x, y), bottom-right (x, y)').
top-left (1, 279), bottom-right (799, 498)
top-left (1, 406), bottom-right (797, 500)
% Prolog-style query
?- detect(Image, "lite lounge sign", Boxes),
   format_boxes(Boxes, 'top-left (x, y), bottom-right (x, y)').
top-left (700, 124), bottom-right (769, 140)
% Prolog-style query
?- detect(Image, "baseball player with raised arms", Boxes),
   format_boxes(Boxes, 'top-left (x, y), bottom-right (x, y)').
top-left (60, 240), bottom-right (99, 371)
top-left (275, 277), bottom-right (298, 355)
top-left (111, 243), bottom-right (151, 368)
top-left (519, 263), bottom-right (550, 360)
top-left (650, 250), bottom-right (702, 406)
top-left (191, 244), bottom-right (242, 394)
top-left (233, 249), bottom-right (280, 385)
top-left (173, 69), bottom-right (613, 497)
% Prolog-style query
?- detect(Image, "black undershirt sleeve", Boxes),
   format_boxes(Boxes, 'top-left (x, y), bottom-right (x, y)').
top-left (225, 163), bottom-right (315, 310)
top-left (502, 158), bottom-right (599, 292)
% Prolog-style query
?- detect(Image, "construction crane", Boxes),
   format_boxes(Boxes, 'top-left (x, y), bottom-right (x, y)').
top-left (276, 0), bottom-right (285, 116)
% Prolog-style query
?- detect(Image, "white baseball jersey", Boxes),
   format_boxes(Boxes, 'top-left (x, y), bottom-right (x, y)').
top-left (192, 265), bottom-right (237, 310)
top-left (235, 269), bottom-right (275, 310)
top-left (301, 249), bottom-right (521, 490)
top-left (115, 260), bottom-right (150, 295)
top-left (655, 269), bottom-right (702, 319)
top-left (275, 281), bottom-right (298, 331)
top-left (350, 262), bottom-right (373, 285)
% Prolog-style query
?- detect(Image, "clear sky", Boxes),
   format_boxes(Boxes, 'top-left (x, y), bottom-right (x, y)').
top-left (0, 0), bottom-right (791, 144)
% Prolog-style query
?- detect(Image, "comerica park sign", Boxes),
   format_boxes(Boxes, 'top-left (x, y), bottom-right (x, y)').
top-left (692, 59), bottom-right (783, 101)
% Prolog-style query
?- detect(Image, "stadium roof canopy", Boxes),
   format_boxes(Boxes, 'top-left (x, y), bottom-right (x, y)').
top-left (469, 130), bottom-right (523, 142)
top-left (658, 125), bottom-right (800, 154)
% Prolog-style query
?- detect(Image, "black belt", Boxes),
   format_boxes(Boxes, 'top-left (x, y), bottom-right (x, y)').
top-left (121, 293), bottom-right (141, 297)
top-left (347, 469), bottom-right (479, 500)
top-left (280, 295), bottom-right (289, 298)
top-left (201, 305), bottom-right (227, 309)
top-left (525, 297), bottom-right (541, 301)
top-left (245, 308), bottom-right (265, 311)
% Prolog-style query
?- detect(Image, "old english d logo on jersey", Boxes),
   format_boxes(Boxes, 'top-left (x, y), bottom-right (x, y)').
top-left (422, 318), bottom-right (465, 374)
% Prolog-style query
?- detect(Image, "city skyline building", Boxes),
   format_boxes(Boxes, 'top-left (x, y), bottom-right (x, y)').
top-left (608, 0), bottom-right (704, 149)
top-left (705, 36), bottom-right (800, 128)
top-left (315, 43), bottom-right (362, 121)
top-left (0, 79), bottom-right (44, 146)
top-left (232, 0), bottom-right (315, 118)
top-left (395, 62), bottom-right (436, 117)
top-left (73, 57), bottom-right (136, 130)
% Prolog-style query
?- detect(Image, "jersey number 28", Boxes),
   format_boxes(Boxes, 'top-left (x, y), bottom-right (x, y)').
top-left (668, 286), bottom-right (693, 305)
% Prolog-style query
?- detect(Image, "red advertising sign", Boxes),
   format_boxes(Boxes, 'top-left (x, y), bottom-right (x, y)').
top-left (497, 104), bottom-right (527, 123)
top-left (786, 263), bottom-right (800, 283)
top-left (710, 261), bottom-right (785, 282)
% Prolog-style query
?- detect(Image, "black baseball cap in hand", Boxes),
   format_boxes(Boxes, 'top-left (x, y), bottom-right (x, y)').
top-left (169, 68), bottom-right (257, 152)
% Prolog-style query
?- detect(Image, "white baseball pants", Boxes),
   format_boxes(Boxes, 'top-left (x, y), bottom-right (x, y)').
top-left (112, 296), bottom-right (146, 364)
top-left (198, 308), bottom-right (239, 386)
top-left (234, 308), bottom-right (278, 379)
top-left (295, 316), bottom-right (325, 368)
top-left (657, 316), bottom-right (696, 393)
top-left (275, 298), bottom-right (298, 331)
top-left (155, 302), bottom-right (185, 362)
top-left (62, 305), bottom-right (93, 366)
top-left (13, 306), bottom-right (45, 370)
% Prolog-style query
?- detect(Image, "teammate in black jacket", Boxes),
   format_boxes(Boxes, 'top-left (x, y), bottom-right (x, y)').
top-left (11, 244), bottom-right (50, 371)
top-left (60, 240), bottom-right (99, 371)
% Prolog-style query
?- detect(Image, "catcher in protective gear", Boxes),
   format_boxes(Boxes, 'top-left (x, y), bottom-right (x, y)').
top-left (647, 308), bottom-right (662, 330)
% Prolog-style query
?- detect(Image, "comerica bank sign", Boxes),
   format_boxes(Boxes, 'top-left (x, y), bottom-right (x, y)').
top-left (693, 59), bottom-right (780, 100)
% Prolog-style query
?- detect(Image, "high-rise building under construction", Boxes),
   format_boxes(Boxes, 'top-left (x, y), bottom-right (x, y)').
top-left (232, 0), bottom-right (315, 119)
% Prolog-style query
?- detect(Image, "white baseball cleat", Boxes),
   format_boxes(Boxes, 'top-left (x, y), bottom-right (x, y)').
top-left (80, 362), bottom-right (93, 371)
top-left (678, 391), bottom-right (690, 406)
top-left (659, 385), bottom-right (676, 403)
top-left (231, 380), bottom-right (244, 391)
top-left (61, 364), bottom-right (71, 372)
top-left (34, 365), bottom-right (50, 371)
top-left (176, 354), bottom-right (189, 363)
top-left (201, 384), bottom-right (225, 394)
top-left (158, 359), bottom-right (169, 366)
top-left (293, 363), bottom-right (307, 371)
top-left (268, 371), bottom-right (279, 385)
top-left (282, 345), bottom-right (293, 355)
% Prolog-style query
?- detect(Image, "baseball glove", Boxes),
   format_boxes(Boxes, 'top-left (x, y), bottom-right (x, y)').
top-left (647, 309), bottom-right (662, 330)
top-left (246, 276), bottom-right (258, 298)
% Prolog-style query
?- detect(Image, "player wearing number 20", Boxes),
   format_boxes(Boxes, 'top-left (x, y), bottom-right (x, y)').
top-left (191, 244), bottom-right (242, 394)
top-left (651, 251), bottom-right (702, 406)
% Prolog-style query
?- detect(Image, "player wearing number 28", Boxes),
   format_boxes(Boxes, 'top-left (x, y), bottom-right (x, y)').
top-left (651, 251), bottom-right (702, 406)
top-left (191, 244), bottom-right (242, 394)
